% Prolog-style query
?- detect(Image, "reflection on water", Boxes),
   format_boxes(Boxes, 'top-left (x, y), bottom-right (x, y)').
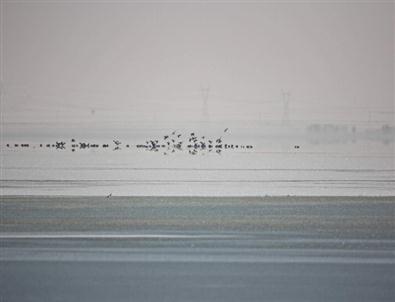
top-left (1, 122), bottom-right (394, 196)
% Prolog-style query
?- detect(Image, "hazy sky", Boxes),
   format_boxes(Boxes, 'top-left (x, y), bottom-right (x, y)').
top-left (1, 1), bottom-right (394, 124)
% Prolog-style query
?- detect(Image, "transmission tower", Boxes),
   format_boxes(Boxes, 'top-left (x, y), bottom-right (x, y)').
top-left (200, 85), bottom-right (210, 122)
top-left (281, 90), bottom-right (290, 125)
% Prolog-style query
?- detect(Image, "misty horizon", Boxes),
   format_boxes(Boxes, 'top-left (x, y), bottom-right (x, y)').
top-left (1, 1), bottom-right (393, 126)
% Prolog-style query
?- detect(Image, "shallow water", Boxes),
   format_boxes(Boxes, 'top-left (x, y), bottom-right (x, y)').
top-left (1, 196), bottom-right (394, 302)
top-left (1, 122), bottom-right (394, 195)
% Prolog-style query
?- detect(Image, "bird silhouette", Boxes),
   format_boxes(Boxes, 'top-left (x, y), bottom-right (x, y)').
top-left (106, 193), bottom-right (112, 198)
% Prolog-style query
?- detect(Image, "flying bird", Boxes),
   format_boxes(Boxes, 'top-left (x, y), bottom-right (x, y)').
top-left (106, 193), bottom-right (112, 198)
top-left (224, 128), bottom-right (229, 133)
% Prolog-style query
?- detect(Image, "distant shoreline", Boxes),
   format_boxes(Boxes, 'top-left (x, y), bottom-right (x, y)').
top-left (1, 195), bottom-right (394, 199)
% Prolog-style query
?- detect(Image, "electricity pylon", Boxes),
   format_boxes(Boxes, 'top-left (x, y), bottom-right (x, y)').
top-left (200, 85), bottom-right (210, 122)
top-left (281, 90), bottom-right (290, 125)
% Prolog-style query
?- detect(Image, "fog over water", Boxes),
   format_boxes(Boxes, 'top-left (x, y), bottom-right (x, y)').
top-left (1, 121), bottom-right (394, 196)
top-left (1, 1), bottom-right (394, 196)
top-left (1, 4), bottom-right (395, 302)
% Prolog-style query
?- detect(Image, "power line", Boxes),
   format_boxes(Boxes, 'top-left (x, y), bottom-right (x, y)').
top-left (200, 85), bottom-right (210, 122)
top-left (281, 89), bottom-right (290, 125)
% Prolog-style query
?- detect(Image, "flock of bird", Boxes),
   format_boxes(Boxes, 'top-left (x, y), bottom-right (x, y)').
top-left (137, 128), bottom-right (253, 155)
top-left (4, 128), bottom-right (255, 155)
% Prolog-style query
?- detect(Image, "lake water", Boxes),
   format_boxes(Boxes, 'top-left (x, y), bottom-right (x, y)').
top-left (1, 196), bottom-right (394, 302)
top-left (1, 121), bottom-right (394, 196)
